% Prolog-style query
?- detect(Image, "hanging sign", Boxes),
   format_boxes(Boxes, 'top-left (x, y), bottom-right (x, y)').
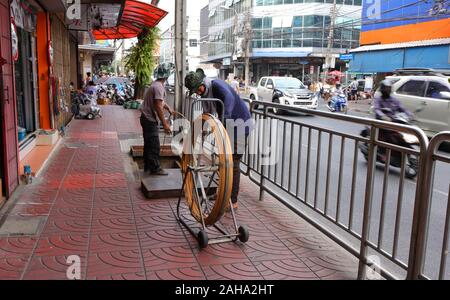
top-left (11, 18), bottom-right (19, 62)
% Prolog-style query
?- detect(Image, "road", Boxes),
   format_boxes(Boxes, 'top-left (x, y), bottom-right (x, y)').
top-left (245, 101), bottom-right (449, 279)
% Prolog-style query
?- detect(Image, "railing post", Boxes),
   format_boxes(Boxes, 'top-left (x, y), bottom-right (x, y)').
top-left (407, 134), bottom-right (439, 280)
top-left (358, 125), bottom-right (378, 280)
top-left (259, 105), bottom-right (268, 201)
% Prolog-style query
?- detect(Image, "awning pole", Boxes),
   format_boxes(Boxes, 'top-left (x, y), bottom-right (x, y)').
top-left (174, 0), bottom-right (187, 113)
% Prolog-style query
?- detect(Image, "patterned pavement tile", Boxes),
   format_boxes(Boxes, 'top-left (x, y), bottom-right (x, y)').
top-left (194, 243), bottom-right (249, 267)
top-left (48, 207), bottom-right (92, 220)
top-left (89, 232), bottom-right (140, 253)
top-left (143, 246), bottom-right (199, 272)
top-left (52, 195), bottom-right (93, 208)
top-left (0, 237), bottom-right (37, 259)
top-left (135, 214), bottom-right (180, 232)
top-left (94, 192), bottom-right (131, 207)
top-left (133, 201), bottom-right (174, 217)
top-left (264, 221), bottom-right (314, 240)
top-left (62, 174), bottom-right (95, 189)
top-left (23, 255), bottom-right (87, 280)
top-left (0, 257), bottom-right (29, 280)
top-left (92, 205), bottom-right (134, 219)
top-left (95, 173), bottom-right (128, 189)
top-left (147, 266), bottom-right (205, 280)
top-left (41, 219), bottom-right (92, 237)
top-left (251, 207), bottom-right (302, 224)
top-left (254, 258), bottom-right (319, 280)
top-left (35, 234), bottom-right (89, 257)
top-left (282, 235), bottom-right (337, 258)
top-left (138, 229), bottom-right (190, 250)
top-left (241, 239), bottom-right (297, 262)
top-left (95, 187), bottom-right (130, 198)
top-left (88, 272), bottom-right (146, 280)
top-left (90, 217), bottom-right (136, 234)
top-left (301, 254), bottom-right (358, 280)
top-left (201, 262), bottom-right (263, 280)
top-left (57, 188), bottom-right (95, 200)
top-left (87, 250), bottom-right (143, 277)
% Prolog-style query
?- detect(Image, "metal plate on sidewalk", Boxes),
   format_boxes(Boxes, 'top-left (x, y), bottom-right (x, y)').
top-left (0, 216), bottom-right (46, 236)
top-left (141, 169), bottom-right (217, 200)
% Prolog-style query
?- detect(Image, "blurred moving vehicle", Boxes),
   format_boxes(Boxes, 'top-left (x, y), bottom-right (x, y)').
top-left (360, 107), bottom-right (421, 179)
top-left (251, 76), bottom-right (319, 114)
top-left (380, 68), bottom-right (450, 137)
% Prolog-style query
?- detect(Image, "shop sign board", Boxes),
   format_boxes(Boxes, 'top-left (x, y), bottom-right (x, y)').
top-left (339, 54), bottom-right (354, 61)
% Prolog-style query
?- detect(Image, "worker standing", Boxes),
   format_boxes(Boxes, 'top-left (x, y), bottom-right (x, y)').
top-left (140, 64), bottom-right (174, 176)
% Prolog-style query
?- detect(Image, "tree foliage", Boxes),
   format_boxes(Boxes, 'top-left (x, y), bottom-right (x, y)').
top-left (124, 27), bottom-right (160, 98)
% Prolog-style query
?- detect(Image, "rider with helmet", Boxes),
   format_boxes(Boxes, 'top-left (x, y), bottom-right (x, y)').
top-left (374, 80), bottom-right (413, 122)
top-left (140, 63), bottom-right (174, 176)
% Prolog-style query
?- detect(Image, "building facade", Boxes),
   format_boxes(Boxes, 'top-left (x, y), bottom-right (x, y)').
top-left (2, 0), bottom-right (80, 200)
top-left (205, 0), bottom-right (362, 84)
top-left (349, 0), bottom-right (450, 73)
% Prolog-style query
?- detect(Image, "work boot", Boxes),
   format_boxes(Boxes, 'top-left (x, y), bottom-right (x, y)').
top-left (150, 168), bottom-right (169, 176)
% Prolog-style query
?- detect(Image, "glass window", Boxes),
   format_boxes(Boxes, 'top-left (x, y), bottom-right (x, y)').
top-left (252, 18), bottom-right (263, 29)
top-left (267, 79), bottom-right (274, 87)
top-left (397, 80), bottom-right (427, 97)
top-left (272, 40), bottom-right (282, 48)
top-left (426, 81), bottom-right (450, 99)
top-left (293, 16), bottom-right (302, 27)
top-left (263, 17), bottom-right (272, 28)
top-left (303, 39), bottom-right (312, 47)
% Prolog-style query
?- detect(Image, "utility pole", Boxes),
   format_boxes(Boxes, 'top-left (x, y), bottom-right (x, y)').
top-left (244, 10), bottom-right (252, 91)
top-left (232, 12), bottom-right (238, 76)
top-left (324, 0), bottom-right (337, 84)
top-left (175, 0), bottom-right (187, 113)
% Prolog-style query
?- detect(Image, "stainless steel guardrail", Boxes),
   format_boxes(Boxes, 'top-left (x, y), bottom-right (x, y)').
top-left (409, 132), bottom-right (450, 280)
top-left (241, 99), bottom-right (430, 280)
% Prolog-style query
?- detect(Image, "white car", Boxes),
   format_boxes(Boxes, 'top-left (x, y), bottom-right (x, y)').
top-left (383, 69), bottom-right (450, 137)
top-left (249, 77), bottom-right (318, 113)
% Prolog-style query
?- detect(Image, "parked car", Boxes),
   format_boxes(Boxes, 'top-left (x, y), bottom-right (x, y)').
top-left (250, 76), bottom-right (318, 114)
top-left (381, 68), bottom-right (450, 137)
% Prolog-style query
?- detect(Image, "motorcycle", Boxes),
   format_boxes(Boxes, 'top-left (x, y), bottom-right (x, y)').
top-left (327, 91), bottom-right (348, 114)
top-left (359, 109), bottom-right (420, 179)
top-left (71, 91), bottom-right (102, 120)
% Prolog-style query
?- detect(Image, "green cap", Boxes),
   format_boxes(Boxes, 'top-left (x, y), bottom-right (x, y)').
top-left (154, 63), bottom-right (171, 80)
top-left (185, 69), bottom-right (206, 95)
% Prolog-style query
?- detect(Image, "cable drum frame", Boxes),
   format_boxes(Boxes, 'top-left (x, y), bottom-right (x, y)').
top-left (176, 98), bottom-right (249, 249)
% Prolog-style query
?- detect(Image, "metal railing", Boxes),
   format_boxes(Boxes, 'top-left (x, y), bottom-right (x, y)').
top-left (241, 99), bottom-right (434, 280)
top-left (410, 132), bottom-right (450, 280)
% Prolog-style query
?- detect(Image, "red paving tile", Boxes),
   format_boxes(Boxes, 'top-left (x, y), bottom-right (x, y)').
top-left (0, 106), bottom-right (357, 280)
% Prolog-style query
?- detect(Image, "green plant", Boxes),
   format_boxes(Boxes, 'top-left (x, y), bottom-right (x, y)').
top-left (124, 27), bottom-right (160, 99)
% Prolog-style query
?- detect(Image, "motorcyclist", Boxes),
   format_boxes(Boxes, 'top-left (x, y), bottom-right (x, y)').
top-left (374, 80), bottom-right (413, 122)
top-left (328, 84), bottom-right (346, 112)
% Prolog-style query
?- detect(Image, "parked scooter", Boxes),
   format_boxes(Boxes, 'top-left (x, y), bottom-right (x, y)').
top-left (71, 91), bottom-right (102, 120)
top-left (359, 108), bottom-right (420, 179)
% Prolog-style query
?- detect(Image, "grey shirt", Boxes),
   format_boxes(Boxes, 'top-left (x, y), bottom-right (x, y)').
top-left (141, 80), bottom-right (166, 123)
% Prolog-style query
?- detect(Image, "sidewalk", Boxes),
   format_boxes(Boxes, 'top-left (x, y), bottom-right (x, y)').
top-left (0, 106), bottom-right (357, 280)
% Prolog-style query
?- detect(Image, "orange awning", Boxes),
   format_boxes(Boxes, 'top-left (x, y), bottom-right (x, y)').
top-left (93, 0), bottom-right (168, 40)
